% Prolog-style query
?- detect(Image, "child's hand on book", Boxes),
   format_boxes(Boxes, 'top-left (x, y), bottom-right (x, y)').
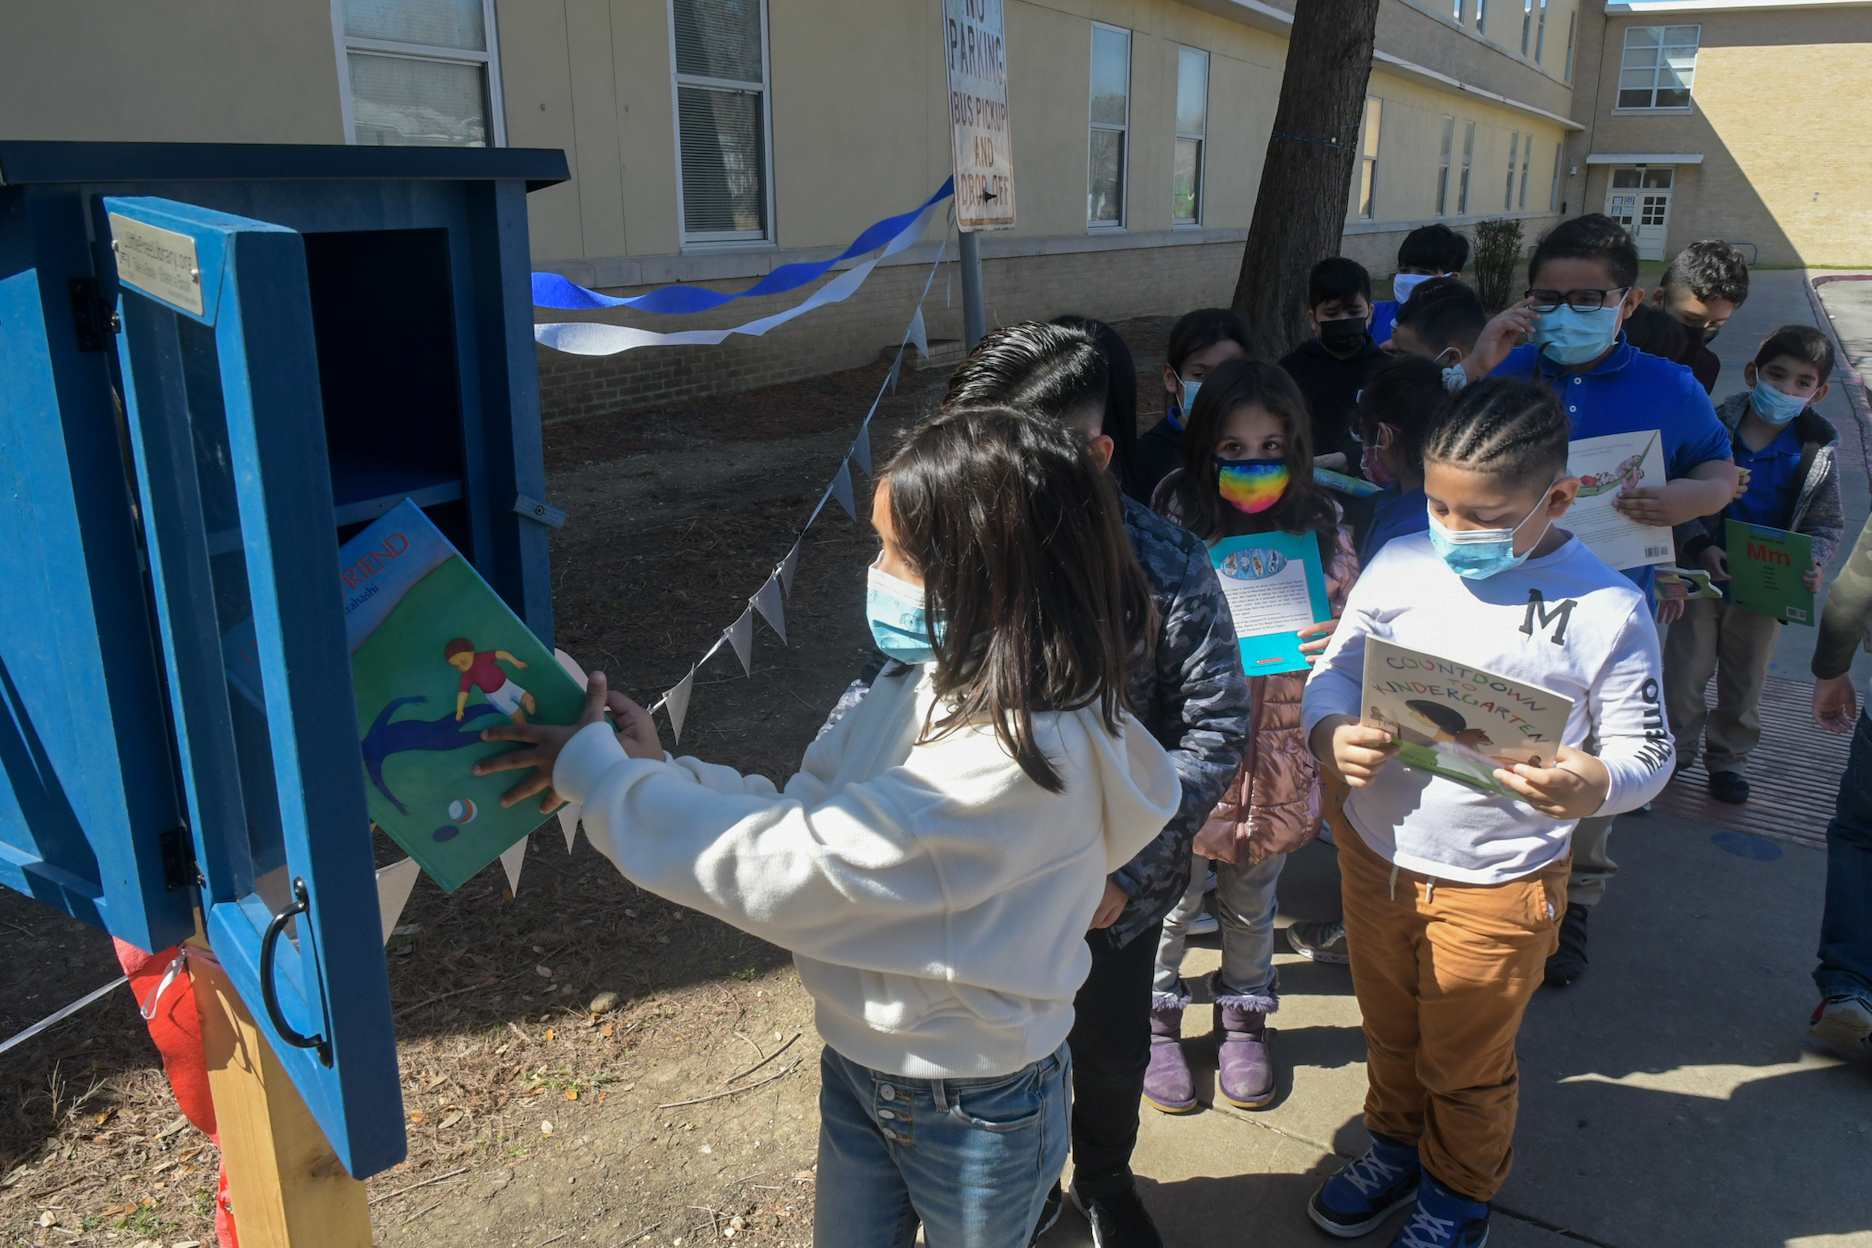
top-left (1297, 619), bottom-right (1338, 665)
top-left (1698, 546), bottom-right (1730, 582)
top-left (476, 672), bottom-right (613, 811)
top-left (1491, 744), bottom-right (1610, 819)
top-left (603, 690), bottom-right (664, 760)
top-left (1310, 715), bottom-right (1398, 787)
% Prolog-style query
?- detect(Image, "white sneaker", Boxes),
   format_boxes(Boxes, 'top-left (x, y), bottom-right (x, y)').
top-left (1185, 911), bottom-right (1219, 937)
top-left (1808, 996), bottom-right (1872, 1059)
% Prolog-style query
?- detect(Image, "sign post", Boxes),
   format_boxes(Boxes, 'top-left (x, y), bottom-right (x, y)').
top-left (942, 0), bottom-right (1015, 349)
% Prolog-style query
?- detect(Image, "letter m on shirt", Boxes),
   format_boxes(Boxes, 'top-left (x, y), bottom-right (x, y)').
top-left (1521, 589), bottom-right (1578, 645)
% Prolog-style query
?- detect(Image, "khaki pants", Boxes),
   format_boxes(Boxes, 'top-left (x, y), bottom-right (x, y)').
top-left (1662, 594), bottom-right (1782, 775)
top-left (1339, 823), bottom-right (1568, 1202)
top-left (1567, 814), bottom-right (1617, 908)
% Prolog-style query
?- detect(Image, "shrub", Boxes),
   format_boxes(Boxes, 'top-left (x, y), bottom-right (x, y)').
top-left (1472, 218), bottom-right (1525, 313)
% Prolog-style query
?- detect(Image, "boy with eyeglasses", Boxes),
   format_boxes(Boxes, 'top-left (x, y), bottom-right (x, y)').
top-left (1463, 213), bottom-right (1738, 988)
top-left (1650, 240), bottom-right (1752, 394)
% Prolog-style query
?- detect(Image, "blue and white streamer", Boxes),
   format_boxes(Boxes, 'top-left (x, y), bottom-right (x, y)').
top-left (532, 181), bottom-right (953, 357)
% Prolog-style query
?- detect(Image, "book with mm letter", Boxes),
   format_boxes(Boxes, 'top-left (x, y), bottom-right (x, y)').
top-left (1725, 519), bottom-right (1816, 625)
top-left (1209, 531), bottom-right (1331, 677)
top-left (340, 499), bottom-right (591, 892)
top-left (1360, 637), bottom-right (1575, 800)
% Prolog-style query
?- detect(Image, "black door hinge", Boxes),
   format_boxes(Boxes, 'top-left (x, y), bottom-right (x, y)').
top-left (67, 277), bottom-right (118, 353)
top-left (158, 826), bottom-right (196, 892)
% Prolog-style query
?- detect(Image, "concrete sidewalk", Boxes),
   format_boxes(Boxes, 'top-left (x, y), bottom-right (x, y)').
top-left (1042, 827), bottom-right (1872, 1248)
top-left (1039, 270), bottom-right (1872, 1248)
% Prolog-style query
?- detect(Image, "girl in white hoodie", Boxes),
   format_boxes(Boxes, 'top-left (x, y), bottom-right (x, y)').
top-left (478, 409), bottom-right (1181, 1248)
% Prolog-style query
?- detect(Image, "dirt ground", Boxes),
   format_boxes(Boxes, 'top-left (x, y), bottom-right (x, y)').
top-left (1, 316), bottom-right (1179, 1248)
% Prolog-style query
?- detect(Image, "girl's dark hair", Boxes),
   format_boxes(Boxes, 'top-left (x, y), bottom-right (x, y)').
top-left (1166, 307), bottom-right (1256, 375)
top-left (1168, 357), bottom-right (1340, 553)
top-left (1357, 356), bottom-right (1445, 472)
top-left (1621, 302), bottom-right (1691, 362)
top-left (886, 407), bottom-right (1154, 793)
top-left (1052, 314), bottom-right (1139, 492)
top-left (1422, 378), bottom-right (1571, 488)
top-left (944, 321), bottom-right (1108, 425)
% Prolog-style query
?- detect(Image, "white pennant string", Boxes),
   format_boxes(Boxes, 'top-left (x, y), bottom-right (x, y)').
top-left (558, 802), bottom-right (581, 853)
top-left (725, 608), bottom-right (755, 676)
top-left (886, 353), bottom-right (902, 394)
top-left (751, 574), bottom-right (788, 644)
top-left (907, 306), bottom-right (929, 359)
top-left (778, 542), bottom-right (801, 598)
top-left (831, 460), bottom-right (856, 520)
top-left (852, 423), bottom-right (874, 477)
top-left (500, 836), bottom-right (527, 897)
top-left (375, 858), bottom-right (421, 945)
top-left (664, 667), bottom-right (695, 744)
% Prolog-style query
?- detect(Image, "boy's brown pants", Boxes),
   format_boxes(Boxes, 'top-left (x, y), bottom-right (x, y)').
top-left (1337, 817), bottom-right (1569, 1202)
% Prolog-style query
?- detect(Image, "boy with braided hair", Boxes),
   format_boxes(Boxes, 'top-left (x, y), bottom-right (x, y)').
top-left (1302, 379), bottom-right (1674, 1247)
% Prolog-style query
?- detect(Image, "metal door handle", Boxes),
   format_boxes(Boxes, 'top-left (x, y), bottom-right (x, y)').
top-left (259, 877), bottom-right (333, 1067)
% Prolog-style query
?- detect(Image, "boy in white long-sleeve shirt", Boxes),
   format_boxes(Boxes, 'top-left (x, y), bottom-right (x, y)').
top-left (1300, 379), bottom-right (1675, 1248)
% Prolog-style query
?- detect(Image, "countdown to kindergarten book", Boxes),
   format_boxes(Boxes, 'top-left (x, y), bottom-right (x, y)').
top-left (1360, 638), bottom-right (1574, 800)
top-left (1726, 519), bottom-right (1816, 624)
top-left (1210, 531), bottom-right (1330, 677)
top-left (1566, 430), bottom-right (1674, 571)
top-left (342, 499), bottom-right (589, 892)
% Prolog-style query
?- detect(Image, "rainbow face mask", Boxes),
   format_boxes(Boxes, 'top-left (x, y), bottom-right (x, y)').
top-left (1214, 457), bottom-right (1290, 514)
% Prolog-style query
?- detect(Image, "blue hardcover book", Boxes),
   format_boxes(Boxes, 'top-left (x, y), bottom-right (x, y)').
top-left (1209, 531), bottom-right (1331, 677)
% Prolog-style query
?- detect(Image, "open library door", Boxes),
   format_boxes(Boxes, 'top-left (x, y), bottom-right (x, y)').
top-left (105, 195), bottom-right (404, 1177)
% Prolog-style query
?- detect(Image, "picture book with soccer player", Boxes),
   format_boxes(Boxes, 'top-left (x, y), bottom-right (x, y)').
top-left (1360, 637), bottom-right (1574, 800)
top-left (342, 500), bottom-right (588, 893)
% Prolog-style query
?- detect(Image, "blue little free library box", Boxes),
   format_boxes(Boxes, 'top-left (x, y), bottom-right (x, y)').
top-left (0, 141), bottom-right (569, 1178)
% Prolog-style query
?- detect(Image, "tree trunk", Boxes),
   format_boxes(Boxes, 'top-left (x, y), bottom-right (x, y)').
top-left (1230, 0), bottom-right (1383, 358)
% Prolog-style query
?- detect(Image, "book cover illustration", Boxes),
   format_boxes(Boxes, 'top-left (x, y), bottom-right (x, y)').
top-left (1565, 431), bottom-right (1673, 571)
top-left (343, 500), bottom-right (590, 893)
top-left (1360, 637), bottom-right (1575, 800)
top-left (1314, 465), bottom-right (1383, 498)
top-left (1210, 531), bottom-right (1330, 677)
top-left (1725, 519), bottom-right (1816, 625)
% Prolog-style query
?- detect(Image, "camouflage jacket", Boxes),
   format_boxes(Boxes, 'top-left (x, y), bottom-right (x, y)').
top-left (818, 496), bottom-right (1251, 948)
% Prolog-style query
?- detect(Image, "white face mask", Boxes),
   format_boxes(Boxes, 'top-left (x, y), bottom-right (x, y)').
top-left (1392, 272), bottom-right (1448, 304)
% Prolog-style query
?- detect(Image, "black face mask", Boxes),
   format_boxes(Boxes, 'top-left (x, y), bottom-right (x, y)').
top-left (1319, 317), bottom-right (1369, 353)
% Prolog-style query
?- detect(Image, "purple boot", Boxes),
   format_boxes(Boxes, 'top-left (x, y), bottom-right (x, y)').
top-left (1142, 993), bottom-right (1197, 1113)
top-left (1214, 983), bottom-right (1276, 1110)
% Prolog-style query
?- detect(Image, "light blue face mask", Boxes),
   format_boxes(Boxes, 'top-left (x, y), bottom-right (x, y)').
top-left (1533, 304), bottom-right (1623, 367)
top-left (1749, 379), bottom-right (1809, 425)
top-left (1166, 376), bottom-right (1200, 431)
top-left (867, 564), bottom-right (940, 664)
top-left (1426, 491), bottom-right (1555, 581)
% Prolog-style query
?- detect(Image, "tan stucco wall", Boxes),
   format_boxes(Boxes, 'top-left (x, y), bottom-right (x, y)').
top-left (1578, 6), bottom-right (1872, 266)
top-left (0, 0), bottom-right (347, 144)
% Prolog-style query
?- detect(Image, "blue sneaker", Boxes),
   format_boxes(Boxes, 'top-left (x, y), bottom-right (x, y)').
top-left (1389, 1174), bottom-right (1489, 1247)
top-left (1307, 1136), bottom-right (1421, 1237)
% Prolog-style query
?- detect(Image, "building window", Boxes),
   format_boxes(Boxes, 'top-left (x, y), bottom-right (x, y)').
top-left (1358, 97), bottom-right (1382, 220)
top-left (1565, 13), bottom-right (1576, 81)
top-left (671, 0), bottom-right (772, 244)
top-left (1476, 0), bottom-right (1488, 35)
top-left (1458, 120), bottom-right (1475, 214)
top-left (1088, 23), bottom-right (1132, 228)
top-left (1535, 0), bottom-right (1548, 62)
top-left (1618, 25), bottom-right (1699, 109)
top-left (1453, 0), bottom-right (1465, 24)
top-left (1174, 47), bottom-right (1209, 225)
top-left (1549, 142), bottom-right (1562, 211)
top-left (1521, 0), bottom-right (1534, 55)
top-left (337, 0), bottom-right (505, 146)
top-left (1436, 115), bottom-right (1455, 216)
top-left (1504, 132), bottom-right (1519, 210)
top-left (1518, 137), bottom-right (1532, 208)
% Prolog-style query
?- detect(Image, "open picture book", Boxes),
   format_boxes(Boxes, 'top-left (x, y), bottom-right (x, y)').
top-left (1360, 637), bottom-right (1575, 800)
top-left (343, 500), bottom-right (591, 892)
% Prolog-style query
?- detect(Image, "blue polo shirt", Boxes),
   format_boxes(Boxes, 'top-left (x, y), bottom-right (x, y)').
top-left (1360, 485), bottom-right (1428, 567)
top-left (1494, 336), bottom-right (1731, 605)
top-left (1727, 422), bottom-right (1805, 530)
top-left (1371, 300), bottom-right (1398, 345)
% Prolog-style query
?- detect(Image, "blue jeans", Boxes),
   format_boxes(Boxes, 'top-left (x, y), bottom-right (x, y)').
top-left (814, 1042), bottom-right (1070, 1248)
top-left (1818, 710), bottom-right (1872, 1005)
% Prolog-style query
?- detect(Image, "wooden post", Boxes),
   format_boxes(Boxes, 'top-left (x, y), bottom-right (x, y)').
top-left (190, 938), bottom-right (376, 1248)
